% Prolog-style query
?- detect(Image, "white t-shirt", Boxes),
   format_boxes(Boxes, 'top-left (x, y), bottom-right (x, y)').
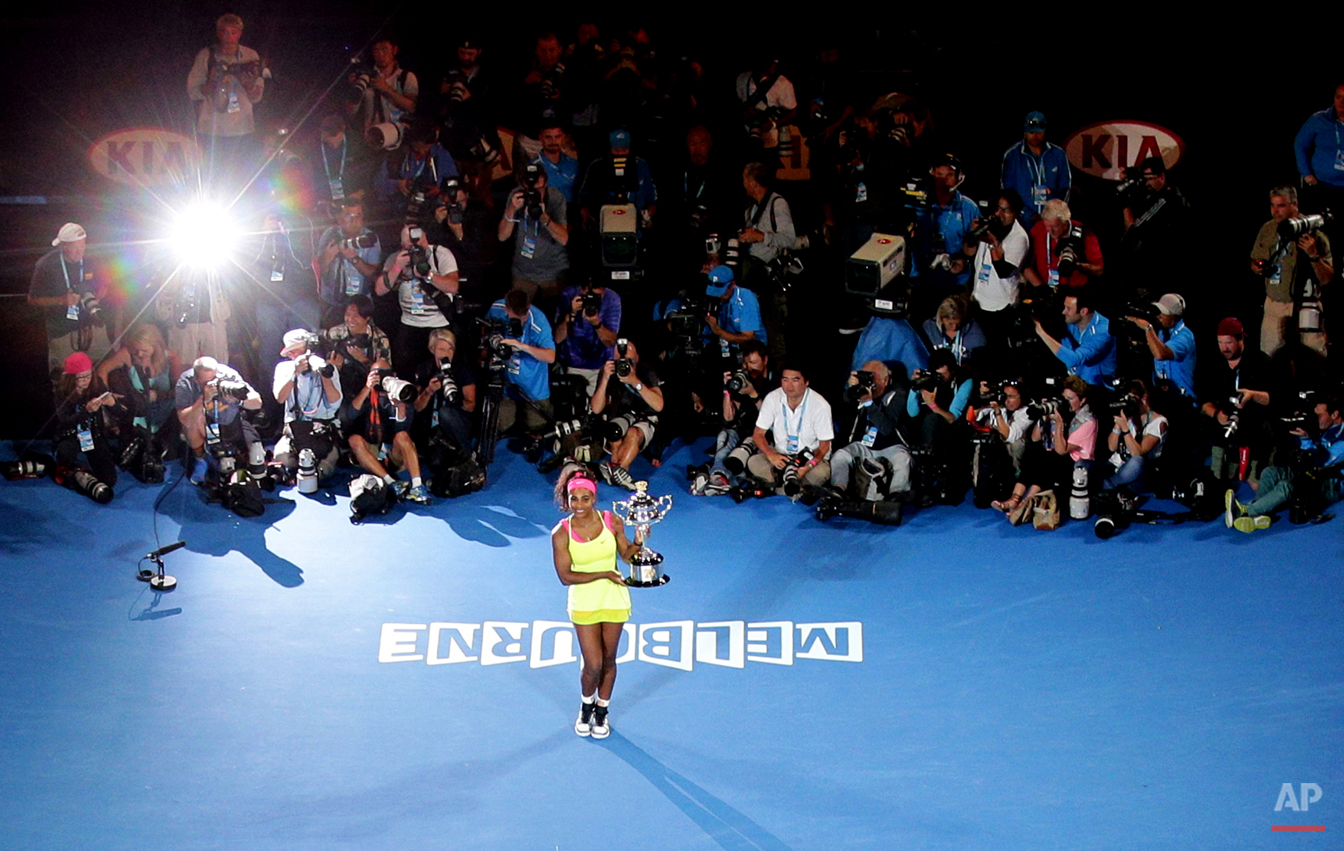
top-left (1112, 411), bottom-right (1168, 463)
top-left (970, 219), bottom-right (1029, 313)
top-left (383, 245), bottom-right (458, 328)
top-left (735, 72), bottom-right (797, 149)
top-left (755, 387), bottom-right (834, 457)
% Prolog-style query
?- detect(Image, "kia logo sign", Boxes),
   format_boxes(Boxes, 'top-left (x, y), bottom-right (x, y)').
top-left (1063, 120), bottom-right (1185, 181)
top-left (87, 128), bottom-right (202, 187)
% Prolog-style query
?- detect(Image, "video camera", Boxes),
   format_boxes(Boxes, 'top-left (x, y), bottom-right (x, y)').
top-left (845, 233), bottom-right (909, 318)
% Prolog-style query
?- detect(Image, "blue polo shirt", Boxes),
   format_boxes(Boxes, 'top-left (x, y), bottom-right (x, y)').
top-left (1152, 319), bottom-right (1197, 401)
top-left (555, 285), bottom-right (621, 369)
top-left (486, 301), bottom-right (554, 401)
top-left (1057, 312), bottom-right (1117, 386)
top-left (916, 191), bottom-right (980, 285)
top-left (536, 153), bottom-right (580, 205)
top-left (710, 286), bottom-right (766, 351)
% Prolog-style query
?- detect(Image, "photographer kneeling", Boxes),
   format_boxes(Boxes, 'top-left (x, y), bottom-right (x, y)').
top-left (272, 330), bottom-right (343, 485)
top-left (590, 339), bottom-right (663, 491)
top-left (343, 359), bottom-right (432, 504)
top-left (413, 328), bottom-right (477, 450)
top-left (1100, 379), bottom-right (1167, 492)
top-left (749, 363), bottom-right (833, 497)
top-left (176, 356), bottom-right (263, 486)
top-left (906, 348), bottom-right (973, 504)
top-left (375, 224), bottom-right (459, 379)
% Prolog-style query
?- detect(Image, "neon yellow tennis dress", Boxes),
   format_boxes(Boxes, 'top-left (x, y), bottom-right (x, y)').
top-left (558, 510), bottom-right (631, 625)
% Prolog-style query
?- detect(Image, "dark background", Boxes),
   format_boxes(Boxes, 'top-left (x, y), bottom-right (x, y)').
top-left (1, 6), bottom-right (1340, 437)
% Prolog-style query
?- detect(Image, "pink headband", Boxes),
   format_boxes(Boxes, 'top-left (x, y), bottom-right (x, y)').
top-left (566, 476), bottom-right (597, 494)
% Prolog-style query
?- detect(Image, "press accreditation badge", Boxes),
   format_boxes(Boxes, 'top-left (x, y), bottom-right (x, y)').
top-left (1048, 268), bottom-right (1060, 288)
top-left (206, 422), bottom-right (221, 442)
top-left (227, 90), bottom-right (241, 114)
top-left (345, 269), bottom-right (361, 296)
top-left (328, 178), bottom-right (345, 201)
top-left (861, 426), bottom-right (878, 448)
top-left (66, 303), bottom-right (80, 321)
top-left (1033, 185), bottom-right (1048, 205)
top-left (77, 429), bottom-right (94, 453)
top-left (270, 269), bottom-right (284, 283)
top-left (1335, 149), bottom-right (1344, 172)
top-left (977, 261), bottom-right (992, 285)
top-left (520, 235), bottom-right (537, 260)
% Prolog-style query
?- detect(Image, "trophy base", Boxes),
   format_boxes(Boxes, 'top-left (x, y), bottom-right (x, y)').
top-left (624, 573), bottom-right (671, 588)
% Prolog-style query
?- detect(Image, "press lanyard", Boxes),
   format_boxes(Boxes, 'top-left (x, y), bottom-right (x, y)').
top-left (782, 389), bottom-right (809, 446)
top-left (405, 153), bottom-right (437, 185)
top-left (60, 256), bottom-right (81, 292)
top-left (322, 137), bottom-right (346, 180)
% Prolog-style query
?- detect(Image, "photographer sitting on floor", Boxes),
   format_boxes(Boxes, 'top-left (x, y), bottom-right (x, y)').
top-left (749, 362), bottom-right (833, 497)
top-left (691, 340), bottom-right (773, 495)
top-left (272, 330), bottom-right (343, 485)
top-left (1100, 379), bottom-right (1167, 491)
top-left (992, 376), bottom-right (1096, 525)
top-left (590, 339), bottom-right (663, 491)
top-left (829, 361), bottom-right (911, 501)
top-left (343, 359), bottom-right (432, 505)
top-left (1226, 393), bottom-right (1343, 532)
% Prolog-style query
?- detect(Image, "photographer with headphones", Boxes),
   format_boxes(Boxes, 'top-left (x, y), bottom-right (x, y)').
top-left (914, 153), bottom-right (981, 316)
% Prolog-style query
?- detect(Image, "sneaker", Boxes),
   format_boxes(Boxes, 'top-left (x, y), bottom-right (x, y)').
top-left (403, 484), bottom-right (433, 505)
top-left (596, 461), bottom-right (615, 485)
top-left (574, 701), bottom-right (595, 737)
top-left (690, 471), bottom-right (708, 495)
top-left (393, 480), bottom-right (410, 499)
top-left (703, 473), bottom-right (732, 496)
top-left (189, 456), bottom-right (209, 486)
top-left (608, 465), bottom-right (638, 491)
top-left (590, 704), bottom-right (610, 739)
top-left (1223, 489), bottom-right (1240, 528)
top-left (1233, 514), bottom-right (1272, 533)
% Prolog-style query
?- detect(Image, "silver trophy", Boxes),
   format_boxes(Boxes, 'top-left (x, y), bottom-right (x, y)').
top-left (611, 481), bottom-right (673, 587)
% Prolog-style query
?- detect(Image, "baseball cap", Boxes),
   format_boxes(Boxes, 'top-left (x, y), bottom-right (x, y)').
top-left (1153, 294), bottom-right (1185, 317)
top-left (1216, 317), bottom-right (1245, 338)
top-left (52, 223), bottom-right (86, 246)
top-left (1023, 111), bottom-right (1047, 132)
top-left (281, 329), bottom-right (311, 356)
top-left (705, 265), bottom-right (734, 297)
top-left (609, 128), bottom-right (632, 150)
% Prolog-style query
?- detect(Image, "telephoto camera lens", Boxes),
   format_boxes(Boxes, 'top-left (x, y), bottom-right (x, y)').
top-left (604, 415), bottom-right (633, 443)
top-left (726, 370), bottom-right (751, 393)
top-left (437, 361), bottom-right (460, 404)
top-left (723, 440), bottom-right (759, 476)
top-left (381, 375), bottom-right (417, 403)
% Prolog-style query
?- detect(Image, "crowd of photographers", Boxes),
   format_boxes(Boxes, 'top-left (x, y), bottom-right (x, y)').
top-left (15, 17), bottom-right (1344, 536)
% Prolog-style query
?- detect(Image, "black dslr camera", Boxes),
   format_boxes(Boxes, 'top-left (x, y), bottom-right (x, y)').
top-left (613, 338), bottom-right (633, 378)
top-left (845, 370), bottom-right (876, 403)
top-left (522, 163), bottom-right (545, 221)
